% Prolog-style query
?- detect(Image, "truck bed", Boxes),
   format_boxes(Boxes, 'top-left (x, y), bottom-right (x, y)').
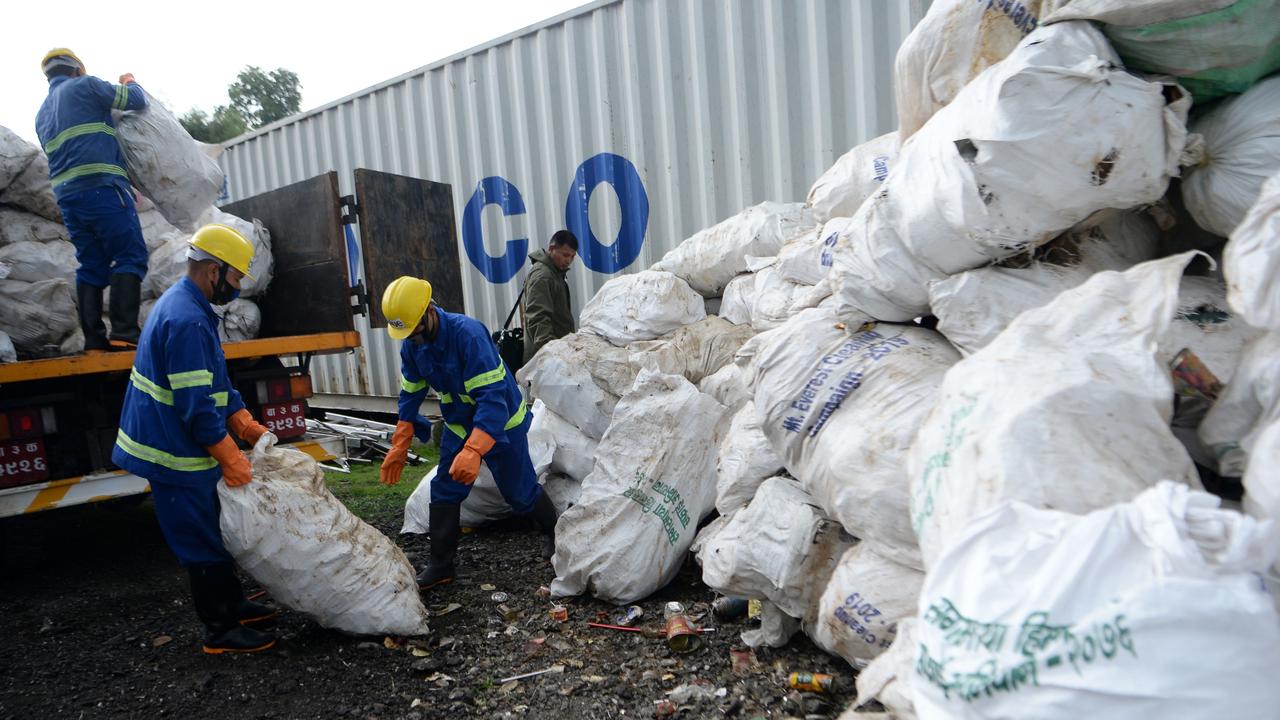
top-left (0, 331), bottom-right (361, 384)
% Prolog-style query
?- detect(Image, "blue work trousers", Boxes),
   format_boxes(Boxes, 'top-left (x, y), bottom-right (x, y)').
top-left (432, 420), bottom-right (541, 514)
top-left (150, 480), bottom-right (234, 567)
top-left (57, 185), bottom-right (148, 287)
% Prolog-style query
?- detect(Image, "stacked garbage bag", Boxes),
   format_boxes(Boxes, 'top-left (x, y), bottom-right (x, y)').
top-left (0, 93), bottom-right (271, 362)
top-left (515, 4), bottom-right (1280, 718)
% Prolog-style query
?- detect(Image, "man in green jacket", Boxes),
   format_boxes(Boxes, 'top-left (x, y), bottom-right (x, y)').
top-left (522, 230), bottom-right (577, 363)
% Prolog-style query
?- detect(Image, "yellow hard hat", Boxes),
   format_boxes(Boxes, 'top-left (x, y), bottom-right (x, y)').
top-left (382, 276), bottom-right (432, 340)
top-left (189, 224), bottom-right (255, 279)
top-left (41, 48), bottom-right (84, 74)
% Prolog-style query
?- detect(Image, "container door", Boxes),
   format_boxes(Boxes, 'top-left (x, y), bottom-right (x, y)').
top-left (354, 168), bottom-right (463, 325)
top-left (221, 171), bottom-right (356, 337)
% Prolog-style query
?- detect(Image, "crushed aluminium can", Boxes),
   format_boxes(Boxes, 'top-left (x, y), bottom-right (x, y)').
top-left (615, 605), bottom-right (644, 627)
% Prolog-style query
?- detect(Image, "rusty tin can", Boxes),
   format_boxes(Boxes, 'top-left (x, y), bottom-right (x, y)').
top-left (664, 614), bottom-right (703, 654)
top-left (548, 605), bottom-right (568, 622)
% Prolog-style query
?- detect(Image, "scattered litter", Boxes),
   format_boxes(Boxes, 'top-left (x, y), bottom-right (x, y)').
top-left (433, 603), bottom-right (463, 617)
top-left (730, 647), bottom-right (760, 675)
top-left (664, 614), bottom-right (703, 654)
top-left (152, 635), bottom-right (172, 647)
top-left (712, 597), bottom-right (749, 621)
top-left (615, 605), bottom-right (644, 627)
top-left (490, 592), bottom-right (510, 603)
top-left (498, 665), bottom-right (565, 684)
top-left (788, 672), bottom-right (834, 693)
top-left (665, 683), bottom-right (723, 705)
top-left (548, 605), bottom-right (568, 622)
top-left (653, 698), bottom-right (677, 717)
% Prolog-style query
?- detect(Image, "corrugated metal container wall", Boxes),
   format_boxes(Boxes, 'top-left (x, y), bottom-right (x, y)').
top-left (220, 0), bottom-right (927, 403)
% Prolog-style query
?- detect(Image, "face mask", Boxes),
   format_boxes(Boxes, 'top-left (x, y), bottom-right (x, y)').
top-left (211, 263), bottom-right (241, 305)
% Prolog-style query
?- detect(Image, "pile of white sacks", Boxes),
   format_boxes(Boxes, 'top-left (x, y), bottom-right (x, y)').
top-left (514, 7), bottom-right (1280, 719)
top-left (0, 94), bottom-right (270, 362)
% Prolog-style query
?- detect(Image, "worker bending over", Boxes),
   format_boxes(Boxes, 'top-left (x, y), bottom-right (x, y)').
top-left (112, 224), bottom-right (278, 654)
top-left (35, 48), bottom-right (148, 352)
top-left (380, 276), bottom-right (557, 589)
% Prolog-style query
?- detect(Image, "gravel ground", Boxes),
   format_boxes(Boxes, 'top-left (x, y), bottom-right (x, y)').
top-left (0, 500), bottom-right (859, 720)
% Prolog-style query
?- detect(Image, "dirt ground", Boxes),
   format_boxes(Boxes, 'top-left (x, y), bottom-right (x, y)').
top-left (0, 500), bottom-right (859, 720)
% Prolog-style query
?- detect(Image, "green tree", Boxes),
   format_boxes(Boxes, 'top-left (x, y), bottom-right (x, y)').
top-left (179, 105), bottom-right (249, 143)
top-left (228, 66), bottom-right (302, 129)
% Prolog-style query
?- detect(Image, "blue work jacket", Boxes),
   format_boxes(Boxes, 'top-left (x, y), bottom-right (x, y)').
top-left (35, 75), bottom-right (147, 201)
top-left (398, 308), bottom-right (528, 444)
top-left (112, 277), bottom-right (245, 487)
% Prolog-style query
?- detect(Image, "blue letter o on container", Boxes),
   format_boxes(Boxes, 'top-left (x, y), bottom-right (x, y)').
top-left (564, 153), bottom-right (649, 274)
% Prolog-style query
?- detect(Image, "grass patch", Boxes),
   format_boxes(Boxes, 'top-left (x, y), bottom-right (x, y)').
top-left (324, 442), bottom-right (439, 524)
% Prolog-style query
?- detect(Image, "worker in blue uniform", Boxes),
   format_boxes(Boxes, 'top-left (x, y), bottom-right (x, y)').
top-left (35, 48), bottom-right (149, 352)
top-left (379, 276), bottom-right (558, 589)
top-left (112, 224), bottom-right (279, 654)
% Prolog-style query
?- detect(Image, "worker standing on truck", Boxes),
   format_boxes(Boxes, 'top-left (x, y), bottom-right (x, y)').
top-left (522, 229), bottom-right (578, 364)
top-left (379, 276), bottom-right (558, 589)
top-left (35, 48), bottom-right (149, 352)
top-left (112, 224), bottom-right (280, 655)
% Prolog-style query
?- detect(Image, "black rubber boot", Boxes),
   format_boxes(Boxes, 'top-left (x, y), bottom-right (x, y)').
top-left (75, 282), bottom-right (108, 352)
top-left (189, 564), bottom-right (277, 654)
top-left (417, 503), bottom-right (460, 589)
top-left (107, 273), bottom-right (142, 349)
top-left (528, 490), bottom-right (559, 561)
top-left (212, 563), bottom-right (279, 625)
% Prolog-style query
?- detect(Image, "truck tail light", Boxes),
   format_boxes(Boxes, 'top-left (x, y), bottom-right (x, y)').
top-left (256, 376), bottom-right (312, 404)
top-left (1, 407), bottom-right (54, 440)
top-left (289, 375), bottom-right (313, 400)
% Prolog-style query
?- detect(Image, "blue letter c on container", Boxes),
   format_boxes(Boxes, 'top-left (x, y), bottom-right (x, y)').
top-left (564, 153), bottom-right (649, 274)
top-left (461, 176), bottom-right (528, 284)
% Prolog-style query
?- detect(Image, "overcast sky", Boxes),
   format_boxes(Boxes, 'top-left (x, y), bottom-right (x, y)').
top-left (2, 0), bottom-right (587, 145)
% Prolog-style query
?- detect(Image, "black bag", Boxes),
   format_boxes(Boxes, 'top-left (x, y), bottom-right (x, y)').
top-left (492, 284), bottom-right (526, 373)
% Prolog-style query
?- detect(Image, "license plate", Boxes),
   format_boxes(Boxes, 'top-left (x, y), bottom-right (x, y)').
top-left (261, 401), bottom-right (307, 440)
top-left (0, 438), bottom-right (50, 488)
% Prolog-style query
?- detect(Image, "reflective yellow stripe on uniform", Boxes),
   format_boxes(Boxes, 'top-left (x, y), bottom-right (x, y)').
top-left (115, 429), bottom-right (218, 472)
top-left (114, 83), bottom-right (129, 110)
top-left (130, 368), bottom-right (173, 405)
top-left (505, 398), bottom-right (528, 429)
top-left (44, 122), bottom-right (117, 155)
top-left (402, 376), bottom-right (427, 393)
top-left (444, 398), bottom-right (528, 440)
top-left (50, 162), bottom-right (129, 187)
top-left (439, 392), bottom-right (475, 405)
top-left (211, 391), bottom-right (229, 407)
top-left (168, 370), bottom-right (214, 389)
top-left (463, 364), bottom-right (506, 393)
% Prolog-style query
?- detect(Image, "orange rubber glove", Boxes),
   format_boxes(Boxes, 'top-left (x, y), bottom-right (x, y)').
top-left (448, 428), bottom-right (495, 485)
top-left (119, 73), bottom-right (136, 85)
top-left (207, 435), bottom-right (252, 487)
top-left (227, 408), bottom-right (269, 446)
top-left (380, 421), bottom-right (416, 486)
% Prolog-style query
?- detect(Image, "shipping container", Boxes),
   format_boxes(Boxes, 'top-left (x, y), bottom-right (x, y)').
top-left (219, 0), bottom-right (927, 409)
